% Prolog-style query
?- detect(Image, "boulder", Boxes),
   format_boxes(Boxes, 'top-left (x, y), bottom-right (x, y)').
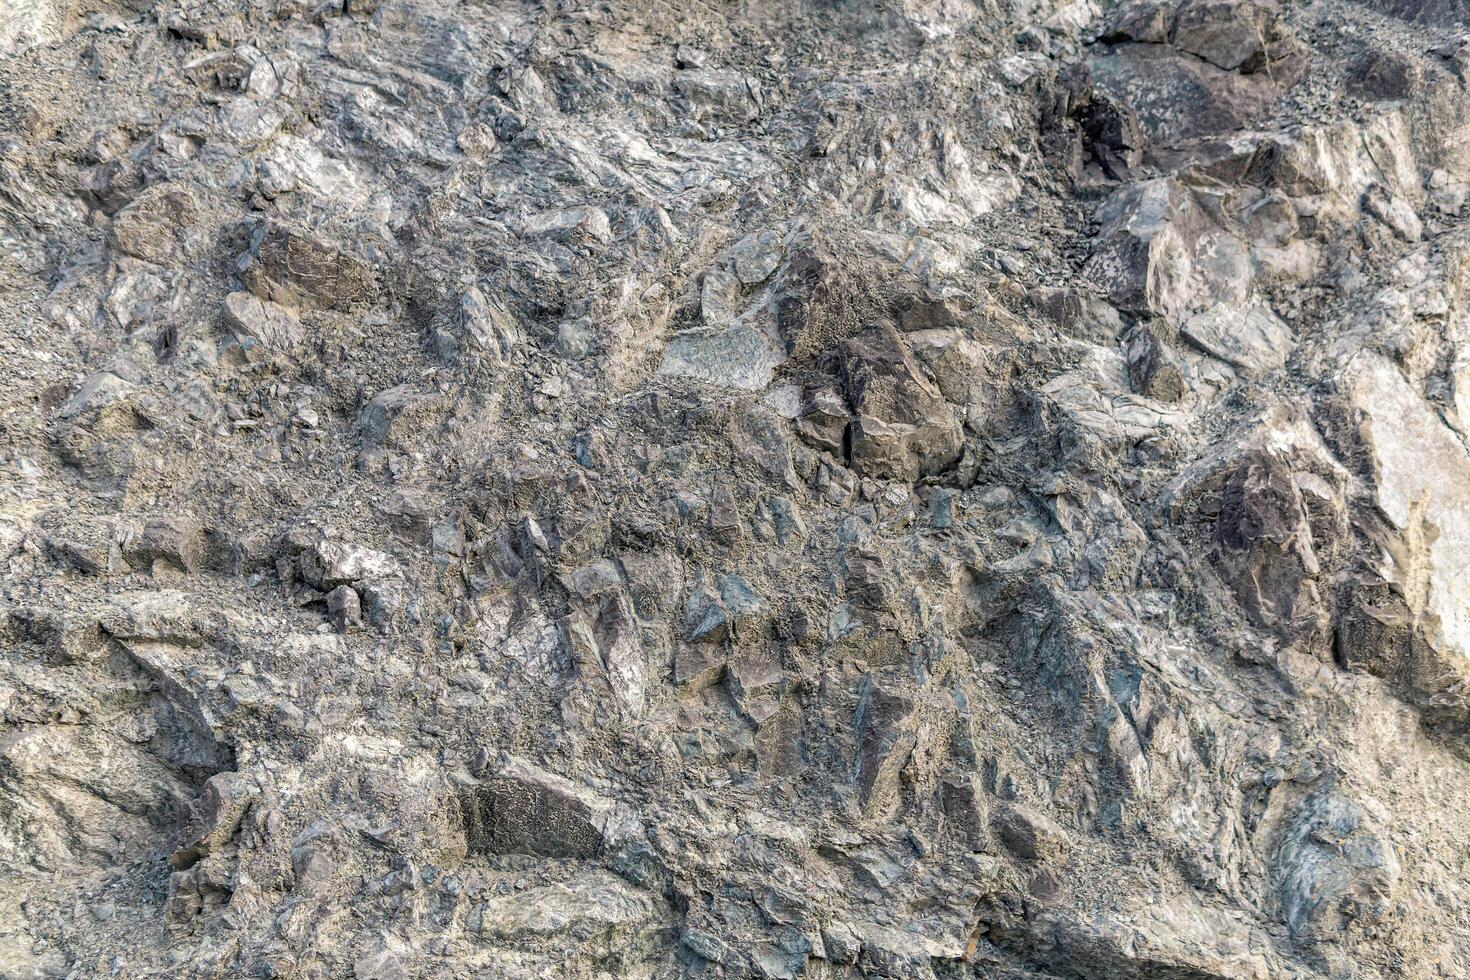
top-left (995, 804), bottom-right (1070, 862)
top-left (1179, 302), bottom-right (1293, 375)
top-left (682, 574), bottom-right (767, 643)
top-left (1085, 178), bottom-right (1255, 324)
top-left (1125, 323), bottom-right (1186, 401)
top-left (298, 537), bottom-right (400, 589)
top-left (111, 183), bottom-right (204, 264)
top-left (1345, 354), bottom-right (1470, 671)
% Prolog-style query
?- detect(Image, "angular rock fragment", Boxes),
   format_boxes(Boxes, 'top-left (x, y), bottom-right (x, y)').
top-left (57, 371), bottom-right (134, 420)
top-left (1101, 1), bottom-right (1171, 43)
top-left (1179, 302), bottom-right (1293, 375)
top-left (434, 285), bottom-right (521, 367)
top-left (673, 643), bottom-right (726, 692)
top-left (994, 804), bottom-right (1069, 862)
top-left (1171, 0), bottom-right (1271, 72)
top-left (658, 227), bottom-right (807, 390)
top-left (1085, 178), bottom-right (1251, 323)
top-left (1028, 286), bottom-right (1126, 344)
top-left (468, 870), bottom-right (668, 969)
top-left (222, 290), bottom-right (303, 353)
top-left (682, 574), bottom-right (767, 643)
top-left (1362, 182), bottom-right (1423, 242)
top-left (940, 774), bottom-right (989, 851)
top-left (730, 404), bottom-right (797, 487)
top-left (853, 678), bottom-right (931, 815)
top-left (359, 579), bottom-right (403, 630)
top-left (1348, 49), bottom-right (1422, 101)
top-left (326, 585), bottom-right (362, 633)
top-left (840, 325), bottom-right (963, 481)
top-left (1275, 791), bottom-right (1399, 947)
top-left (1125, 322), bottom-right (1186, 401)
top-left (460, 755), bottom-right (638, 859)
top-left (169, 771), bottom-right (257, 871)
top-left (120, 515), bottom-right (204, 573)
top-left (296, 535), bottom-right (400, 590)
top-left (796, 386), bottom-right (850, 456)
top-left (675, 69), bottom-right (761, 124)
top-left (659, 322), bottom-right (786, 391)
top-left (110, 183), bottom-right (203, 264)
top-left (1212, 451), bottom-right (1324, 639)
top-left (358, 385), bottom-right (430, 448)
top-left (564, 590), bottom-right (647, 717)
top-left (238, 225), bottom-right (375, 311)
top-left (726, 654), bottom-right (787, 726)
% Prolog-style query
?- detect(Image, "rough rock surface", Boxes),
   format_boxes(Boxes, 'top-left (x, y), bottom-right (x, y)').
top-left (3, 0), bottom-right (1470, 978)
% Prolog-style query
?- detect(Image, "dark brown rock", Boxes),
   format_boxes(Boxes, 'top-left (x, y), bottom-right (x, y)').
top-left (239, 225), bottom-right (375, 312)
top-left (839, 325), bottom-right (963, 481)
top-left (460, 755), bottom-right (621, 859)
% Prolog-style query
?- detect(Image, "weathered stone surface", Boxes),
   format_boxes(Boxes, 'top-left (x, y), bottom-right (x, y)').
top-left (1179, 302), bottom-right (1292, 374)
top-left (1276, 790), bottom-right (1400, 947)
top-left (995, 804), bottom-right (1070, 862)
top-left (238, 225), bottom-right (374, 311)
top-left (7, 0), bottom-right (1470, 976)
top-left (1211, 451), bottom-right (1325, 639)
top-left (840, 324), bottom-right (963, 481)
top-left (1085, 178), bottom-right (1252, 322)
top-left (1171, 0), bottom-right (1270, 71)
top-left (682, 573), bottom-right (767, 643)
top-left (0, 0), bottom-right (55, 57)
top-left (1347, 353), bottom-right (1470, 662)
top-left (1125, 322), bottom-right (1186, 400)
top-left (222, 291), bottom-right (304, 353)
top-left (436, 285), bottom-right (521, 367)
top-left (111, 183), bottom-right (204, 264)
top-left (326, 585), bottom-right (362, 633)
top-left (121, 515), bottom-right (204, 573)
top-left (169, 771), bottom-right (257, 870)
top-left (297, 537), bottom-right (399, 589)
top-left (469, 870), bottom-right (670, 972)
top-left (460, 755), bottom-right (638, 860)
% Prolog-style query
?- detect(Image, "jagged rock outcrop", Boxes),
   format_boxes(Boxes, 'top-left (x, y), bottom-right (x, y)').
top-left (4, 0), bottom-right (1470, 977)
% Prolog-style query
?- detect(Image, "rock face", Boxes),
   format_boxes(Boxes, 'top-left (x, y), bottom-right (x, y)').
top-left (5, 0), bottom-right (1470, 978)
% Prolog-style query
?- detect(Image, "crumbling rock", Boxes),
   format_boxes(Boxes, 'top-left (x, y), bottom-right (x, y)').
top-left (5, 0), bottom-right (1470, 975)
top-left (222, 290), bottom-right (303, 355)
top-left (111, 183), bottom-right (205, 265)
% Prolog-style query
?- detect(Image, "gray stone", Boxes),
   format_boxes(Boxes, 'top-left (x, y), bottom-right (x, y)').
top-left (8, 0), bottom-right (1470, 975)
top-left (995, 805), bottom-right (1070, 862)
top-left (326, 585), bottom-right (362, 633)
top-left (1125, 323), bottom-right (1186, 401)
top-left (298, 536), bottom-right (400, 589)
top-left (1179, 302), bottom-right (1292, 375)
top-left (111, 183), bottom-right (203, 264)
top-left (223, 291), bottom-right (304, 353)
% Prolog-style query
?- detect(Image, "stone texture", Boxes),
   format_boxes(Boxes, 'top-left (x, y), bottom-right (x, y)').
top-left (4, 0), bottom-right (1470, 977)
